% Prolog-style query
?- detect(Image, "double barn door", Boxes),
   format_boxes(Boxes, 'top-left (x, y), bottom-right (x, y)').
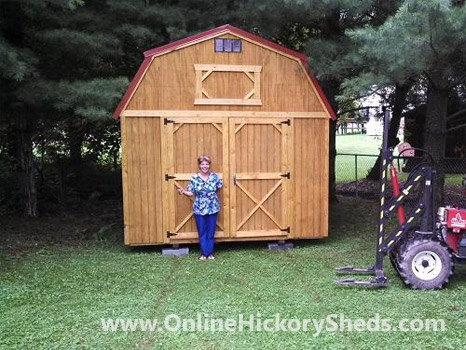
top-left (163, 117), bottom-right (292, 241)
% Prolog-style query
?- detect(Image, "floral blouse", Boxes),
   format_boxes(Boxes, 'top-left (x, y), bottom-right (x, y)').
top-left (187, 172), bottom-right (223, 215)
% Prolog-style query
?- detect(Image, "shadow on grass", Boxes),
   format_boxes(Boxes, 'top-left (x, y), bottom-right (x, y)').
top-left (126, 239), bottom-right (329, 257)
top-left (1, 195), bottom-right (380, 260)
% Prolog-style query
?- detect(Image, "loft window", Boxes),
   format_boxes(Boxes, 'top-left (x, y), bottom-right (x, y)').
top-left (214, 38), bottom-right (242, 53)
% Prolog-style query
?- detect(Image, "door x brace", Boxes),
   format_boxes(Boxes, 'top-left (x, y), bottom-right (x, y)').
top-left (235, 179), bottom-right (284, 231)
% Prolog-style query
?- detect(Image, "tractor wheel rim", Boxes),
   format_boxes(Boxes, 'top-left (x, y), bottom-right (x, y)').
top-left (411, 251), bottom-right (442, 281)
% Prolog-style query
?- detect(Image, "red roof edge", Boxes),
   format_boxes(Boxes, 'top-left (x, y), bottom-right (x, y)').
top-left (113, 24), bottom-right (336, 120)
top-left (112, 56), bottom-right (152, 119)
top-left (300, 58), bottom-right (337, 120)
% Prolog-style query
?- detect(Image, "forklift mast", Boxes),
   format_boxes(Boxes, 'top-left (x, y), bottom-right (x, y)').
top-left (336, 108), bottom-right (435, 287)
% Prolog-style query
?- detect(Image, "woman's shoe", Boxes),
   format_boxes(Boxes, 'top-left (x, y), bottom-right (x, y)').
top-left (207, 254), bottom-right (215, 260)
top-left (199, 255), bottom-right (207, 260)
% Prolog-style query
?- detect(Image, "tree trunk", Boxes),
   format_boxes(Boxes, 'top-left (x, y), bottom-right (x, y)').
top-left (366, 83), bottom-right (411, 180)
top-left (67, 119), bottom-right (84, 169)
top-left (423, 85), bottom-right (449, 209)
top-left (67, 120), bottom-right (85, 201)
top-left (329, 118), bottom-right (338, 202)
top-left (16, 114), bottom-right (38, 217)
top-left (69, 134), bottom-right (83, 166)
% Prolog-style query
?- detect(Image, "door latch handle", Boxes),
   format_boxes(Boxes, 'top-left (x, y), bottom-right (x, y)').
top-left (233, 174), bottom-right (236, 186)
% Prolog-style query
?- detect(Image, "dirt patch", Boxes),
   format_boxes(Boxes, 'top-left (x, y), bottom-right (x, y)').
top-left (337, 179), bottom-right (466, 207)
top-left (0, 199), bottom-right (123, 257)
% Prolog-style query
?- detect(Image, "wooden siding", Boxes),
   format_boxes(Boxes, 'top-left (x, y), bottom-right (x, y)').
top-left (126, 34), bottom-right (325, 113)
top-left (122, 115), bottom-right (329, 245)
top-left (122, 116), bottom-right (163, 244)
top-left (229, 119), bottom-right (291, 237)
top-left (163, 117), bottom-right (229, 241)
top-left (294, 118), bottom-right (329, 238)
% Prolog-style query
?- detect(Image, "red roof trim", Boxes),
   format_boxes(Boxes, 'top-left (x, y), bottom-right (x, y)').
top-left (113, 24), bottom-right (336, 119)
top-left (112, 56), bottom-right (151, 119)
top-left (143, 24), bottom-right (308, 62)
top-left (301, 60), bottom-right (337, 119)
top-left (143, 24), bottom-right (230, 58)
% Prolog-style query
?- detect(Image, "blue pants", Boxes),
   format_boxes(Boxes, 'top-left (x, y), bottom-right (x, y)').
top-left (194, 213), bottom-right (218, 256)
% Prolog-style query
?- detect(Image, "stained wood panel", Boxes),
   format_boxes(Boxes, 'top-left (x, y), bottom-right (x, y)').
top-left (293, 118), bottom-right (329, 238)
top-left (126, 35), bottom-right (325, 112)
top-left (122, 117), bottom-right (163, 244)
top-left (229, 118), bottom-right (291, 237)
top-left (195, 64), bottom-right (262, 105)
top-left (203, 71), bottom-right (254, 99)
top-left (163, 117), bottom-right (229, 240)
top-left (123, 115), bottom-right (328, 245)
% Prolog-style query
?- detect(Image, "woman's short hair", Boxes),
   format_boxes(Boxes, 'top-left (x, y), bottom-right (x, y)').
top-left (197, 155), bottom-right (211, 164)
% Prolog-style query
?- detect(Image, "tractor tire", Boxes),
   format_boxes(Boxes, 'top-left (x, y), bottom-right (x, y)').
top-left (389, 249), bottom-right (400, 275)
top-left (389, 227), bottom-right (418, 277)
top-left (396, 238), bottom-right (453, 290)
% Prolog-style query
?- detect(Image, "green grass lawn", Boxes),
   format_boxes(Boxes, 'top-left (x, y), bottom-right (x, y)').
top-left (2, 197), bottom-right (466, 349)
top-left (336, 133), bottom-right (382, 155)
top-left (336, 134), bottom-right (380, 183)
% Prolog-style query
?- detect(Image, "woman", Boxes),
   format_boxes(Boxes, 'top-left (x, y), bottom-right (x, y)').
top-left (177, 155), bottom-right (223, 260)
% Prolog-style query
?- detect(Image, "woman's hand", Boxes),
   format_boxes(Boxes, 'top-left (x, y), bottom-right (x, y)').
top-left (178, 187), bottom-right (193, 197)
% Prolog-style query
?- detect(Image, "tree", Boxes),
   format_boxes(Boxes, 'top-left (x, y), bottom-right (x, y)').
top-left (1, 0), bottom-right (252, 215)
top-left (363, 82), bottom-right (414, 180)
top-left (0, 0), bottom-right (42, 216)
top-left (345, 0), bottom-right (466, 206)
top-left (0, 0), bottom-right (130, 215)
top-left (236, 0), bottom-right (403, 201)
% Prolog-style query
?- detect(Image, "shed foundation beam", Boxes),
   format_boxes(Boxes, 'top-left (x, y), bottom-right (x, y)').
top-left (162, 247), bottom-right (190, 256)
top-left (268, 241), bottom-right (294, 251)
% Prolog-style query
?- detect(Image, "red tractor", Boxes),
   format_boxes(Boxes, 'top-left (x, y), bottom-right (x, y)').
top-left (388, 206), bottom-right (466, 290)
top-left (336, 108), bottom-right (466, 290)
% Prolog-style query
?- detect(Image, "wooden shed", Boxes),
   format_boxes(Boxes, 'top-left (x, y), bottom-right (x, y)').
top-left (113, 25), bottom-right (336, 246)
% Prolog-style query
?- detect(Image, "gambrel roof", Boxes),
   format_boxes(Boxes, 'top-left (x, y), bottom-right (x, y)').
top-left (113, 24), bottom-right (336, 119)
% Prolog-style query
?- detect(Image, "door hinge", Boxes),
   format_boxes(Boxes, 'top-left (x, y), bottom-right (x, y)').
top-left (167, 231), bottom-right (178, 238)
top-left (164, 118), bottom-right (175, 125)
top-left (280, 172), bottom-right (290, 179)
top-left (165, 174), bottom-right (176, 181)
top-left (281, 119), bottom-right (291, 126)
top-left (281, 227), bottom-right (290, 233)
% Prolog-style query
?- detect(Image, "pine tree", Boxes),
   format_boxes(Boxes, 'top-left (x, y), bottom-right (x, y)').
top-left (0, 0), bottom-right (130, 215)
top-left (236, 0), bottom-right (403, 201)
top-left (344, 0), bottom-right (466, 206)
top-left (1, 0), bottom-right (246, 215)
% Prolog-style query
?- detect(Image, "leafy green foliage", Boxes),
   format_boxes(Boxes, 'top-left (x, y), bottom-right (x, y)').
top-left (0, 38), bottom-right (36, 81)
top-left (49, 78), bottom-right (128, 120)
top-left (343, 0), bottom-right (466, 93)
top-left (1, 0), bottom-right (465, 213)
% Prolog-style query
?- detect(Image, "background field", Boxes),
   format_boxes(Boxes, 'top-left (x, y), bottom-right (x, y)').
top-left (336, 134), bottom-right (380, 183)
top-left (336, 134), bottom-right (464, 187)
top-left (336, 134), bottom-right (381, 155)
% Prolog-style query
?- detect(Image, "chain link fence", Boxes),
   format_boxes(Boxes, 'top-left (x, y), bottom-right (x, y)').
top-left (336, 153), bottom-right (466, 208)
